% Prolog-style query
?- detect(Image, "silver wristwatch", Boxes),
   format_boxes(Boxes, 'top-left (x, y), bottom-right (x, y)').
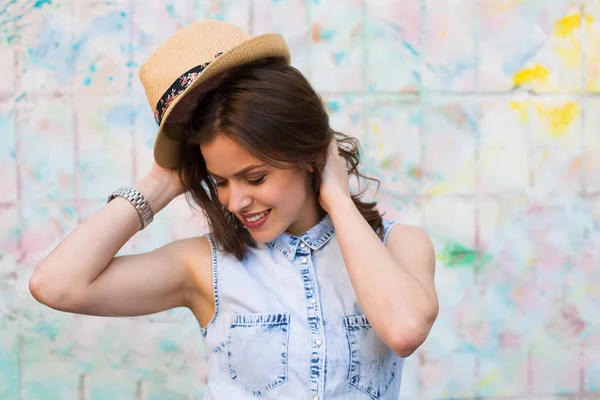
top-left (107, 186), bottom-right (154, 230)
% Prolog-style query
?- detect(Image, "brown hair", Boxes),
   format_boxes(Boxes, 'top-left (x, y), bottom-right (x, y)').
top-left (178, 59), bottom-right (384, 260)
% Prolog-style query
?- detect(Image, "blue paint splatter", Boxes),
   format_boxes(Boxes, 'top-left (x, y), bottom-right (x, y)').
top-left (333, 51), bottom-right (347, 66)
top-left (320, 30), bottom-right (334, 41)
top-left (34, 322), bottom-right (58, 340)
top-left (90, 11), bottom-right (127, 33)
top-left (107, 103), bottom-right (135, 126)
top-left (402, 40), bottom-right (419, 57)
top-left (159, 339), bottom-right (178, 353)
top-left (33, 0), bottom-right (51, 8)
top-left (409, 114), bottom-right (421, 125)
top-left (411, 70), bottom-right (421, 84)
top-left (61, 206), bottom-right (76, 218)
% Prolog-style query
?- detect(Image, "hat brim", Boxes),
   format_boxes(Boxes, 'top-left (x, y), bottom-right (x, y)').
top-left (152, 33), bottom-right (291, 169)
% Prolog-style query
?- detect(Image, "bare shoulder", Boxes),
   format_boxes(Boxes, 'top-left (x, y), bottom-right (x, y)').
top-left (171, 235), bottom-right (217, 326)
top-left (171, 235), bottom-right (215, 294)
top-left (385, 223), bottom-right (432, 244)
top-left (385, 224), bottom-right (435, 271)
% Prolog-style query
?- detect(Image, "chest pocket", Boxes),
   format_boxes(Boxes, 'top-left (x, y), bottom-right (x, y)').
top-left (227, 312), bottom-right (290, 397)
top-left (344, 315), bottom-right (399, 399)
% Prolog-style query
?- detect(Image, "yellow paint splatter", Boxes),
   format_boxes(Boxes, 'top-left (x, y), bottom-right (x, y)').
top-left (533, 101), bottom-right (580, 138)
top-left (510, 100), bottom-right (529, 123)
top-left (513, 64), bottom-right (549, 86)
top-left (553, 42), bottom-right (581, 70)
top-left (555, 14), bottom-right (581, 37)
top-left (554, 13), bottom-right (594, 37)
top-left (478, 372), bottom-right (498, 389)
top-left (553, 13), bottom-right (593, 69)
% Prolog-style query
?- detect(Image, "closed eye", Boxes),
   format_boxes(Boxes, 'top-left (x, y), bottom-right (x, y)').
top-left (213, 175), bottom-right (266, 187)
top-left (248, 176), bottom-right (266, 186)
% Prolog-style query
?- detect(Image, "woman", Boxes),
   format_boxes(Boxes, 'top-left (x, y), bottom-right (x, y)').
top-left (29, 20), bottom-right (438, 399)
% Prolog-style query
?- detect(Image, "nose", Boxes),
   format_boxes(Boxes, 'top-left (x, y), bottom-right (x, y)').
top-left (226, 183), bottom-right (253, 214)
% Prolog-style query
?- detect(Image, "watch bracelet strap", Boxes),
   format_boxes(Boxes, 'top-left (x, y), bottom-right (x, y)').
top-left (107, 186), bottom-right (154, 230)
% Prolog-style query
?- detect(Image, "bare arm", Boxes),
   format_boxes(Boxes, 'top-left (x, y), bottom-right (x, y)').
top-left (29, 169), bottom-right (212, 317)
top-left (328, 198), bottom-right (438, 358)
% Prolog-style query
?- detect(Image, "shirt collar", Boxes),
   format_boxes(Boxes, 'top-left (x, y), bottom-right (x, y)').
top-left (267, 214), bottom-right (335, 261)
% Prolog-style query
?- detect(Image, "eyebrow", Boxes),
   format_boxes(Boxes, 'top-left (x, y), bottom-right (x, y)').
top-left (207, 164), bottom-right (266, 179)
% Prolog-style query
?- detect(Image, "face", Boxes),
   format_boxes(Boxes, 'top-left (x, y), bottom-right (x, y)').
top-left (200, 135), bottom-right (322, 242)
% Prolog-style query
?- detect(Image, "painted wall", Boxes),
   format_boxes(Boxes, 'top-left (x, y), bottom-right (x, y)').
top-left (1, 0), bottom-right (599, 399)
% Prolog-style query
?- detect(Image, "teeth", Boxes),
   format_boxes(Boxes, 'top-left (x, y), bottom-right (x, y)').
top-left (246, 210), bottom-right (269, 222)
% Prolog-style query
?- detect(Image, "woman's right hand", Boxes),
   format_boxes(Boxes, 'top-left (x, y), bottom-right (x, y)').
top-left (133, 162), bottom-right (188, 214)
top-left (147, 161), bottom-right (187, 198)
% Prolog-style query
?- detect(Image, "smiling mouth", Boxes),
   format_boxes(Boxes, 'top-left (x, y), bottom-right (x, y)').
top-left (243, 209), bottom-right (271, 222)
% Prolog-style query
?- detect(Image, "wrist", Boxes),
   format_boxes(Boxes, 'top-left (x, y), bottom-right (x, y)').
top-left (133, 174), bottom-right (180, 214)
top-left (323, 193), bottom-right (354, 215)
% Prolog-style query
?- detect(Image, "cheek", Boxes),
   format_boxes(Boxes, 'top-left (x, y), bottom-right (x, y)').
top-left (216, 189), bottom-right (228, 207)
top-left (276, 175), bottom-right (310, 206)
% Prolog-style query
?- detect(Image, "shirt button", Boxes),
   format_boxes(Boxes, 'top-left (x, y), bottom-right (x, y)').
top-left (310, 298), bottom-right (317, 304)
top-left (316, 339), bottom-right (322, 346)
top-left (300, 242), bottom-right (306, 248)
top-left (301, 257), bottom-right (308, 264)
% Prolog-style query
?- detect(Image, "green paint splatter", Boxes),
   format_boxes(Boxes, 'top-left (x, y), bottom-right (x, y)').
top-left (158, 339), bottom-right (178, 353)
top-left (438, 242), bottom-right (477, 268)
top-left (33, 322), bottom-right (58, 340)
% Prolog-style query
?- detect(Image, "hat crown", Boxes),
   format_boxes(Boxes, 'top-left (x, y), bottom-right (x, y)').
top-left (140, 20), bottom-right (250, 109)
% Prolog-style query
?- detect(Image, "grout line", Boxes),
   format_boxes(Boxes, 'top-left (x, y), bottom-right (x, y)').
top-left (18, 333), bottom-right (22, 400)
top-left (248, 0), bottom-right (254, 36)
top-left (72, 0), bottom-right (81, 224)
top-left (525, 1), bottom-right (536, 199)
top-left (12, 0), bottom-right (22, 255)
top-left (129, 0), bottom-right (137, 184)
top-left (417, 0), bottom-right (426, 396)
top-left (473, 0), bottom-right (480, 92)
top-left (527, 346), bottom-right (532, 395)
top-left (79, 373), bottom-right (86, 400)
top-left (580, 0), bottom-right (588, 196)
top-left (7, 90), bottom-right (600, 98)
top-left (472, 0), bottom-right (482, 287)
top-left (135, 380), bottom-right (144, 400)
top-left (305, 0), bottom-right (312, 80)
top-left (360, 0), bottom-right (368, 150)
top-left (580, 347), bottom-right (585, 393)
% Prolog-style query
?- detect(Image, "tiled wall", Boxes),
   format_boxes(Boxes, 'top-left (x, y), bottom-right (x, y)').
top-left (1, 0), bottom-right (599, 399)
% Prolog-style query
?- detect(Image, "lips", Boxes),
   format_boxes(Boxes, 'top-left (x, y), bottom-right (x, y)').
top-left (241, 209), bottom-right (272, 229)
top-left (241, 209), bottom-right (270, 219)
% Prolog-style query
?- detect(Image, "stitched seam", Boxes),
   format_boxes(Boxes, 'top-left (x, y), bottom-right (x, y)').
top-left (201, 233), bottom-right (219, 337)
top-left (382, 220), bottom-right (400, 245)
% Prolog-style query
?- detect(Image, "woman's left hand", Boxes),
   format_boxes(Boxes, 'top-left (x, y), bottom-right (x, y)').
top-left (319, 137), bottom-right (352, 213)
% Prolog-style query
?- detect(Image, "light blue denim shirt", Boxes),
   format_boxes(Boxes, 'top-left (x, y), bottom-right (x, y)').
top-left (200, 214), bottom-right (404, 400)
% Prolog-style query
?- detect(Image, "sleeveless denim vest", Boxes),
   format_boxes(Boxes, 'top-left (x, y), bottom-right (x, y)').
top-left (200, 214), bottom-right (404, 400)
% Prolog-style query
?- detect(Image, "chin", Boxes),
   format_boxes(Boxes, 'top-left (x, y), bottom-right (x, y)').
top-left (247, 228), bottom-right (278, 244)
top-left (245, 218), bottom-right (286, 244)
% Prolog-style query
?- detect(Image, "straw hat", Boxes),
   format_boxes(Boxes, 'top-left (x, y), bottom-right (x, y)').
top-left (139, 20), bottom-right (291, 169)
